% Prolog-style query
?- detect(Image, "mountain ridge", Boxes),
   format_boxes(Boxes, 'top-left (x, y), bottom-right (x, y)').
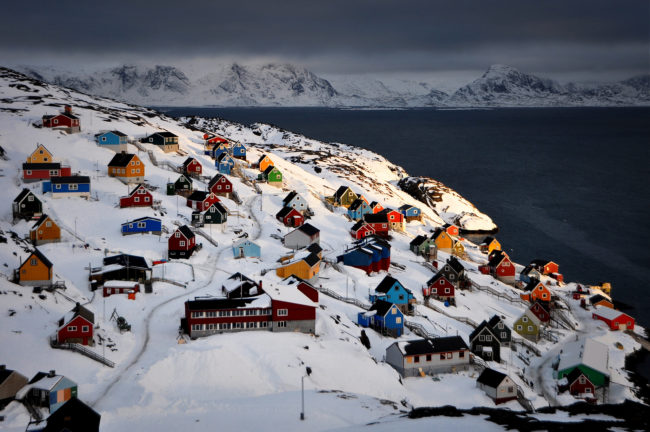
top-left (14, 63), bottom-right (650, 108)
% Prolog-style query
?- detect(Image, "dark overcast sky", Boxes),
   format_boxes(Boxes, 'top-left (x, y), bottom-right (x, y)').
top-left (1, 0), bottom-right (648, 80)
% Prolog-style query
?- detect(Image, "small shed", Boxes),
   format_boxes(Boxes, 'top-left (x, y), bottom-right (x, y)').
top-left (476, 368), bottom-right (517, 404)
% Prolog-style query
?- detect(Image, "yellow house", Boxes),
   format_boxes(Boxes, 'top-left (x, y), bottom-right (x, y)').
top-left (480, 236), bottom-right (501, 254)
top-left (276, 252), bottom-right (320, 280)
top-left (16, 249), bottom-right (53, 286)
top-left (26, 144), bottom-right (54, 163)
top-left (451, 240), bottom-right (465, 258)
top-left (29, 214), bottom-right (61, 245)
top-left (432, 228), bottom-right (453, 252)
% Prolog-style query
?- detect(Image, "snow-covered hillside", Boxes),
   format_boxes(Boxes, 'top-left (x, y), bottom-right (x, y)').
top-left (16, 63), bottom-right (650, 107)
top-left (0, 67), bottom-right (647, 431)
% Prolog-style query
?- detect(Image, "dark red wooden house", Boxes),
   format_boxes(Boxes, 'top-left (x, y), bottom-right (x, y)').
top-left (119, 184), bottom-right (153, 208)
top-left (350, 221), bottom-right (376, 239)
top-left (566, 369), bottom-right (596, 398)
top-left (182, 157), bottom-right (203, 176)
top-left (424, 273), bottom-right (455, 303)
top-left (168, 225), bottom-right (196, 259)
top-left (529, 301), bottom-right (551, 323)
top-left (186, 191), bottom-right (220, 211)
top-left (42, 105), bottom-right (80, 132)
top-left (22, 163), bottom-right (71, 182)
top-left (208, 174), bottom-right (233, 197)
top-left (276, 207), bottom-right (304, 227)
top-left (362, 213), bottom-right (390, 237)
top-left (57, 303), bottom-right (94, 346)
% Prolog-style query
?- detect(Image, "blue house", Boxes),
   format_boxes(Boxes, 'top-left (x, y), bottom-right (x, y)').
top-left (217, 153), bottom-right (235, 174)
top-left (398, 204), bottom-right (422, 222)
top-left (18, 371), bottom-right (78, 414)
top-left (121, 216), bottom-right (162, 236)
top-left (347, 198), bottom-right (371, 221)
top-left (231, 142), bottom-right (247, 160)
top-left (337, 236), bottom-right (391, 274)
top-left (43, 176), bottom-right (91, 199)
top-left (358, 299), bottom-right (404, 337)
top-left (232, 239), bottom-right (261, 259)
top-left (370, 275), bottom-right (415, 314)
top-left (95, 130), bottom-right (128, 151)
top-left (212, 142), bottom-right (230, 160)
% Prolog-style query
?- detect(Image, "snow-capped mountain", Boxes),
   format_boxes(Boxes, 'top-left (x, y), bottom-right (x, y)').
top-left (16, 62), bottom-right (650, 107)
top-left (449, 64), bottom-right (650, 107)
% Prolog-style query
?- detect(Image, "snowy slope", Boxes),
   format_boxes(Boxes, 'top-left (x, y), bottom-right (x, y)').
top-left (0, 67), bottom-right (646, 431)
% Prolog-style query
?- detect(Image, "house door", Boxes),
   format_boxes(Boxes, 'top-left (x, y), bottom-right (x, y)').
top-left (239, 248), bottom-right (244, 258)
top-left (619, 323), bottom-right (626, 330)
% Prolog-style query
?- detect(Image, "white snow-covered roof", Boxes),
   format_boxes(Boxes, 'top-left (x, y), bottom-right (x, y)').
top-left (16, 376), bottom-right (63, 399)
top-left (90, 263), bottom-right (124, 275)
top-left (264, 283), bottom-right (318, 307)
top-left (362, 310), bottom-right (378, 318)
top-left (593, 306), bottom-right (629, 320)
top-left (557, 338), bottom-right (609, 377)
top-left (104, 280), bottom-right (139, 288)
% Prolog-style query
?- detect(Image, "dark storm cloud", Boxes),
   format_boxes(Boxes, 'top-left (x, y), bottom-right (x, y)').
top-left (1, 0), bottom-right (648, 76)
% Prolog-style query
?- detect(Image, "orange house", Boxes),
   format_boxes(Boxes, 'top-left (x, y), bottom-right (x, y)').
top-left (26, 144), bottom-right (54, 163)
top-left (16, 249), bottom-right (53, 286)
top-left (590, 294), bottom-right (614, 309)
top-left (257, 154), bottom-right (274, 172)
top-left (480, 236), bottom-right (501, 254)
top-left (276, 252), bottom-right (320, 280)
top-left (520, 280), bottom-right (552, 303)
top-left (432, 228), bottom-right (454, 252)
top-left (29, 214), bottom-right (61, 245)
top-left (108, 152), bottom-right (145, 184)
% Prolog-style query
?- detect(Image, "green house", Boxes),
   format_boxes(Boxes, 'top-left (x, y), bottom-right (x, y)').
top-left (555, 338), bottom-right (609, 387)
top-left (263, 165), bottom-right (283, 185)
top-left (409, 235), bottom-right (437, 257)
top-left (167, 174), bottom-right (193, 196)
top-left (513, 310), bottom-right (541, 342)
top-left (333, 186), bottom-right (358, 208)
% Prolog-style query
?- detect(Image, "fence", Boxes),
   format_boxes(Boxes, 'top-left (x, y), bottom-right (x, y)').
top-left (50, 336), bottom-right (115, 367)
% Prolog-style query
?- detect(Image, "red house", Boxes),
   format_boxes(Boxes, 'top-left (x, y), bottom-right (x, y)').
top-left (529, 301), bottom-right (551, 323)
top-left (57, 303), bottom-right (94, 346)
top-left (487, 250), bottom-right (516, 284)
top-left (592, 306), bottom-right (635, 331)
top-left (205, 135), bottom-right (228, 145)
top-left (378, 208), bottom-right (405, 231)
top-left (424, 273), bottom-right (455, 302)
top-left (103, 281), bottom-right (140, 299)
top-left (350, 221), bottom-right (376, 239)
top-left (42, 105), bottom-right (80, 133)
top-left (182, 157), bottom-right (202, 176)
top-left (168, 225), bottom-right (196, 259)
top-left (186, 191), bottom-right (220, 211)
top-left (362, 213), bottom-right (390, 237)
top-left (119, 184), bottom-right (153, 208)
top-left (276, 207), bottom-right (304, 227)
top-left (567, 369), bottom-right (596, 398)
top-left (22, 163), bottom-right (71, 182)
top-left (208, 174), bottom-right (233, 197)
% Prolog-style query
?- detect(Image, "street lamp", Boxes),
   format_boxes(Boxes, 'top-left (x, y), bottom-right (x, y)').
top-left (300, 366), bottom-right (312, 420)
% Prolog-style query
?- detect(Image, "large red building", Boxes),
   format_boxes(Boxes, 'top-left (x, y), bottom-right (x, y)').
top-left (119, 184), bottom-right (153, 208)
top-left (592, 306), bottom-right (635, 331)
top-left (22, 163), bottom-right (71, 182)
top-left (186, 191), bottom-right (220, 211)
top-left (182, 279), bottom-right (318, 338)
top-left (42, 105), bottom-right (80, 133)
top-left (56, 303), bottom-right (94, 346)
top-left (168, 225), bottom-right (196, 259)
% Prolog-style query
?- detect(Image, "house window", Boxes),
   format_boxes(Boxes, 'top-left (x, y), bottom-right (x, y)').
top-left (426, 354), bottom-right (431, 361)
top-left (503, 261), bottom-right (510, 267)
top-left (440, 353), bottom-right (446, 360)
top-left (398, 295), bottom-right (404, 300)
top-left (69, 184), bottom-right (78, 191)
top-left (277, 321), bottom-right (287, 328)
top-left (516, 325), bottom-right (522, 331)
top-left (179, 241), bottom-right (186, 247)
top-left (485, 335), bottom-right (492, 341)
top-left (68, 326), bottom-right (77, 332)
top-left (579, 376), bottom-right (585, 384)
top-left (501, 332), bottom-right (507, 339)
top-left (54, 119), bottom-right (58, 124)
top-left (522, 317), bottom-right (528, 323)
top-left (498, 323), bottom-right (504, 329)
top-left (446, 353), bottom-right (452, 359)
top-left (102, 137), bottom-right (106, 142)
top-left (445, 288), bottom-right (450, 294)
top-left (414, 355), bottom-right (420, 363)
top-left (277, 309), bottom-right (288, 316)
top-left (82, 326), bottom-right (89, 332)
top-left (145, 197), bottom-right (150, 202)
top-left (382, 224), bottom-right (387, 228)
top-left (30, 258), bottom-right (38, 266)
top-left (459, 351), bottom-right (465, 358)
top-left (191, 324), bottom-right (203, 331)
top-left (138, 222), bottom-right (146, 228)
top-left (134, 197), bottom-right (139, 202)
top-left (585, 388), bottom-right (592, 393)
top-left (527, 326), bottom-right (533, 332)
top-left (175, 232), bottom-right (180, 238)
top-left (479, 335), bottom-right (485, 342)
top-left (449, 274), bottom-right (455, 280)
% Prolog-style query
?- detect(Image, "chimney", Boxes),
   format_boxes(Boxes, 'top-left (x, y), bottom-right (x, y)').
top-left (258, 280), bottom-right (263, 293)
top-left (48, 370), bottom-right (56, 377)
top-left (64, 105), bottom-right (72, 114)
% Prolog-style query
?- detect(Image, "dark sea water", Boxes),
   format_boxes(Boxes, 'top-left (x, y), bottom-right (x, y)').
top-left (162, 106), bottom-right (650, 379)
